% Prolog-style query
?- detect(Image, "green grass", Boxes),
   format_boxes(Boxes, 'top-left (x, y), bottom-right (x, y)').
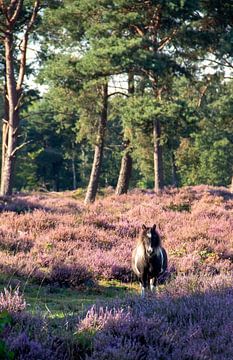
top-left (0, 273), bottom-right (138, 318)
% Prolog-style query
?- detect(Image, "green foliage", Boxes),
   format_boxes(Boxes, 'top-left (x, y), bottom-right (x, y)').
top-left (176, 80), bottom-right (233, 186)
top-left (0, 311), bottom-right (14, 360)
top-left (1, 0), bottom-right (232, 192)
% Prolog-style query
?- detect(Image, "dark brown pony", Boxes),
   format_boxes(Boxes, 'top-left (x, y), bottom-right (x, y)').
top-left (132, 224), bottom-right (168, 296)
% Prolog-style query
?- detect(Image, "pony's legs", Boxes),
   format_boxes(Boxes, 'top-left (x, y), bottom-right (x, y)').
top-left (140, 275), bottom-right (148, 297)
top-left (150, 277), bottom-right (157, 292)
top-left (140, 283), bottom-right (146, 297)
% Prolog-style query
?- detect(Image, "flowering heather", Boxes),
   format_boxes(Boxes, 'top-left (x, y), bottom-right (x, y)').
top-left (79, 275), bottom-right (233, 360)
top-left (0, 287), bottom-right (26, 314)
top-left (0, 186), bottom-right (232, 285)
top-left (0, 186), bottom-right (232, 358)
top-left (4, 313), bottom-right (80, 360)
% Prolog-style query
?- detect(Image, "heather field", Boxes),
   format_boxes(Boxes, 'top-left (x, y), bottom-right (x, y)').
top-left (1, 186), bottom-right (233, 359)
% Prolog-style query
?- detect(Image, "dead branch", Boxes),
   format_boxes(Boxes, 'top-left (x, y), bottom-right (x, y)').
top-left (10, 140), bottom-right (31, 157)
top-left (14, 92), bottom-right (24, 111)
top-left (158, 28), bottom-right (179, 51)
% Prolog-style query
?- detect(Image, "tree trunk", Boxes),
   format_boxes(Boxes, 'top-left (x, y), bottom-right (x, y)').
top-left (171, 152), bottom-right (178, 187)
top-left (115, 71), bottom-right (134, 195)
top-left (1, 85), bottom-right (9, 188)
top-left (230, 176), bottom-right (233, 193)
top-left (1, 35), bottom-right (20, 196)
top-left (84, 83), bottom-right (108, 204)
top-left (115, 147), bottom-right (132, 195)
top-left (153, 119), bottom-right (164, 192)
top-left (72, 151), bottom-right (77, 190)
top-left (0, 0), bottom-right (40, 196)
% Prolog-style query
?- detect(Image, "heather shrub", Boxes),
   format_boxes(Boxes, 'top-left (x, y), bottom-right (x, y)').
top-left (0, 185), bottom-right (233, 285)
top-left (0, 196), bottom-right (41, 214)
top-left (50, 263), bottom-right (95, 287)
top-left (80, 280), bottom-right (233, 360)
top-left (4, 313), bottom-right (80, 360)
top-left (0, 288), bottom-right (26, 314)
top-left (8, 332), bottom-right (53, 360)
top-left (0, 187), bottom-right (233, 358)
top-left (0, 229), bottom-right (33, 254)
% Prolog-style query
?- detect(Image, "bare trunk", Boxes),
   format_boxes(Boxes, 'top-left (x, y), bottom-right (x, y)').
top-left (230, 176), bottom-right (233, 193)
top-left (0, 1), bottom-right (40, 196)
top-left (153, 119), bottom-right (164, 192)
top-left (1, 86), bottom-right (8, 186)
top-left (115, 147), bottom-right (132, 195)
top-left (1, 35), bottom-right (19, 196)
top-left (171, 152), bottom-right (178, 187)
top-left (115, 72), bottom-right (134, 195)
top-left (84, 84), bottom-right (108, 204)
top-left (72, 150), bottom-right (77, 190)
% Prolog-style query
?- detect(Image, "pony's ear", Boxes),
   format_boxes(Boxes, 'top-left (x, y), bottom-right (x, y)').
top-left (142, 224), bottom-right (147, 230)
top-left (152, 224), bottom-right (156, 230)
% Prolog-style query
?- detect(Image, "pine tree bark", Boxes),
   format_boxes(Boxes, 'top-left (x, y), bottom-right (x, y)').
top-left (72, 151), bottom-right (77, 190)
top-left (230, 176), bottom-right (233, 193)
top-left (1, 34), bottom-right (20, 195)
top-left (153, 118), bottom-right (164, 192)
top-left (84, 83), bottom-right (108, 204)
top-left (115, 71), bottom-right (134, 195)
top-left (115, 143), bottom-right (132, 195)
top-left (0, 0), bottom-right (40, 196)
top-left (171, 152), bottom-right (178, 187)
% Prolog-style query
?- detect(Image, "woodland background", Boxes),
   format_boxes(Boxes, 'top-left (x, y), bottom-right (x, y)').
top-left (0, 0), bottom-right (232, 202)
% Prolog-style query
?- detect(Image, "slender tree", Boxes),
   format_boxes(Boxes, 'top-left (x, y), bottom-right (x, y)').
top-left (115, 71), bottom-right (134, 195)
top-left (84, 82), bottom-right (108, 204)
top-left (0, 0), bottom-right (41, 195)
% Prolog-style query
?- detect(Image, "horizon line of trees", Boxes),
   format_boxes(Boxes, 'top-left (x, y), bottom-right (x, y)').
top-left (0, 0), bottom-right (232, 203)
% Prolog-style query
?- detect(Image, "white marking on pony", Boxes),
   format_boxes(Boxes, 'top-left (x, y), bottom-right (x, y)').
top-left (150, 278), bottom-right (155, 292)
top-left (147, 245), bottom-right (153, 254)
top-left (146, 232), bottom-right (151, 238)
top-left (140, 284), bottom-right (145, 297)
top-left (134, 243), bottom-right (145, 277)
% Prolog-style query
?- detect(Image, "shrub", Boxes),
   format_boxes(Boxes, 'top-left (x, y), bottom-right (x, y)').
top-left (0, 288), bottom-right (26, 314)
top-left (50, 263), bottom-right (94, 287)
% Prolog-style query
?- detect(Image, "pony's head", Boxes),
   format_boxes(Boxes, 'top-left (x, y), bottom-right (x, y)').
top-left (141, 224), bottom-right (161, 256)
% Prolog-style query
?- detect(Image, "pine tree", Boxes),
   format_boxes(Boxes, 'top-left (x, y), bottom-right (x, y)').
top-left (0, 0), bottom-right (42, 195)
top-left (115, 71), bottom-right (134, 195)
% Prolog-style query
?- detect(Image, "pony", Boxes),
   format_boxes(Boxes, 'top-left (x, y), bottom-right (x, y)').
top-left (132, 224), bottom-right (168, 296)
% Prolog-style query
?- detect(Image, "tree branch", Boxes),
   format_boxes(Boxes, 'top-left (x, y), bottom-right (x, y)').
top-left (9, 0), bottom-right (23, 27)
top-left (7, 0), bottom-right (19, 13)
top-left (158, 28), bottom-right (179, 51)
top-left (10, 140), bottom-right (32, 157)
top-left (197, 83), bottom-right (209, 108)
top-left (130, 24), bottom-right (144, 37)
top-left (198, 57), bottom-right (233, 69)
top-left (17, 0), bottom-right (40, 91)
top-left (14, 92), bottom-right (24, 110)
top-left (108, 91), bottom-right (129, 98)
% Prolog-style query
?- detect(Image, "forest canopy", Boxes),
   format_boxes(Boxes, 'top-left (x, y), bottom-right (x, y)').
top-left (0, 0), bottom-right (232, 202)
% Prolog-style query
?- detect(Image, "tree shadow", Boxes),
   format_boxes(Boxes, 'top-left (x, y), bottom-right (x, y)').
top-left (0, 195), bottom-right (50, 213)
top-left (208, 188), bottom-right (233, 200)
